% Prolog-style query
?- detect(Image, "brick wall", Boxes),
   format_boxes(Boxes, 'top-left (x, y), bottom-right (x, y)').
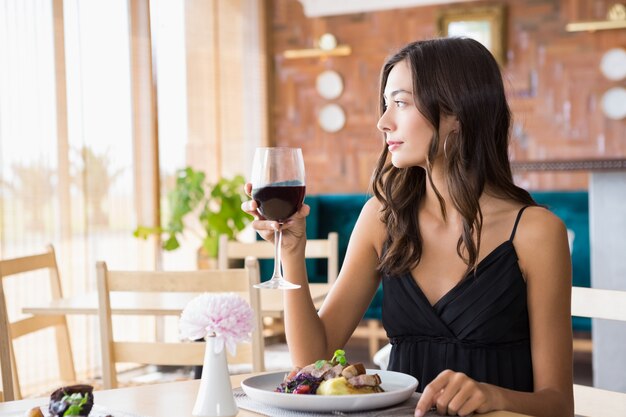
top-left (269, 0), bottom-right (626, 192)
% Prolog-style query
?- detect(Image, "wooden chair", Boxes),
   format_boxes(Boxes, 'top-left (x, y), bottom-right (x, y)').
top-left (0, 245), bottom-right (76, 401)
top-left (218, 232), bottom-right (338, 341)
top-left (96, 257), bottom-right (265, 389)
top-left (218, 233), bottom-right (388, 357)
top-left (218, 232), bottom-right (339, 284)
top-left (352, 318), bottom-right (388, 359)
top-left (0, 291), bottom-right (10, 401)
top-left (570, 286), bottom-right (626, 416)
top-left (571, 286), bottom-right (626, 352)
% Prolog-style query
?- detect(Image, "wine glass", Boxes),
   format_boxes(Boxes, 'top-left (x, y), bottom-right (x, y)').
top-left (250, 147), bottom-right (306, 290)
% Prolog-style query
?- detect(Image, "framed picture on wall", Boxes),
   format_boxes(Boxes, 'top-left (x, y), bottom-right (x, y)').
top-left (438, 5), bottom-right (506, 66)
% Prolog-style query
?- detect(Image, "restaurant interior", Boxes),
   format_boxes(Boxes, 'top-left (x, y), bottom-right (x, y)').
top-left (0, 0), bottom-right (625, 416)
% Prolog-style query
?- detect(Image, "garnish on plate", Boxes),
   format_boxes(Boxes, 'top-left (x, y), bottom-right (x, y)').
top-left (315, 349), bottom-right (347, 369)
top-left (49, 384), bottom-right (94, 417)
top-left (24, 384), bottom-right (115, 417)
top-left (275, 349), bottom-right (383, 395)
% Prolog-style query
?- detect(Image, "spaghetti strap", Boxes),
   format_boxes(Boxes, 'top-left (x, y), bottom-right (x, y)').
top-left (509, 206), bottom-right (531, 241)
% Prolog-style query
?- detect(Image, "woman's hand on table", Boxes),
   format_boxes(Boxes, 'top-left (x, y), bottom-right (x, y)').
top-left (415, 370), bottom-right (497, 416)
top-left (242, 182), bottom-right (310, 255)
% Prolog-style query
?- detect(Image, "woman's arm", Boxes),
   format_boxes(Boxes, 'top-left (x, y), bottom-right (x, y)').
top-left (509, 206), bottom-right (574, 416)
top-left (307, 198), bottom-right (386, 361)
top-left (244, 193), bottom-right (385, 366)
top-left (415, 206), bottom-right (574, 417)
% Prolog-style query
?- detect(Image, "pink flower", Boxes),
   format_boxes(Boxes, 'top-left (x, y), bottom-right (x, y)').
top-left (179, 293), bottom-right (255, 355)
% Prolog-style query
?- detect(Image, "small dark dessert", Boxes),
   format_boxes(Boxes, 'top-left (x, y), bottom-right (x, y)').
top-left (48, 384), bottom-right (94, 417)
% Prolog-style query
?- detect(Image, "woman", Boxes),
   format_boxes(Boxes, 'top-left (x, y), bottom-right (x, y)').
top-left (243, 38), bottom-right (574, 416)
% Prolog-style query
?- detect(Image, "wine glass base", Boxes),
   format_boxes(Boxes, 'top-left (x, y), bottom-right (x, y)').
top-left (254, 279), bottom-right (301, 290)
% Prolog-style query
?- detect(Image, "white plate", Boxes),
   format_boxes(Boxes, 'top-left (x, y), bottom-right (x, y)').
top-left (241, 369), bottom-right (418, 412)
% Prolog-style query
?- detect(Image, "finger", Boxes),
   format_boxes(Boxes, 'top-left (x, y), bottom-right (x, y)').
top-left (435, 375), bottom-right (466, 415)
top-left (252, 219), bottom-right (279, 232)
top-left (415, 386), bottom-right (439, 416)
top-left (457, 399), bottom-right (477, 417)
top-left (283, 204), bottom-right (310, 224)
top-left (436, 388), bottom-right (453, 415)
top-left (415, 371), bottom-right (453, 416)
top-left (446, 383), bottom-right (474, 416)
top-left (296, 203), bottom-right (311, 217)
top-left (456, 393), bottom-right (480, 417)
top-left (456, 386), bottom-right (486, 416)
top-left (241, 199), bottom-right (261, 217)
top-left (244, 182), bottom-right (252, 197)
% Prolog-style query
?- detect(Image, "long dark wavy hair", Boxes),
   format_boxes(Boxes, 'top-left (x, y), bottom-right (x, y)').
top-left (373, 38), bottom-right (536, 277)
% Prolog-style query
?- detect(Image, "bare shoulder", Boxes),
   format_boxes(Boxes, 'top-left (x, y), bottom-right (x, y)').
top-left (513, 205), bottom-right (571, 282)
top-left (516, 205), bottom-right (567, 239)
top-left (520, 206), bottom-right (565, 235)
top-left (357, 196), bottom-right (385, 226)
top-left (361, 196), bottom-right (383, 215)
top-left (351, 196), bottom-right (387, 256)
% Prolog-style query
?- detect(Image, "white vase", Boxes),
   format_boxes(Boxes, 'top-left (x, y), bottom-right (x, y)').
top-left (192, 336), bottom-right (238, 417)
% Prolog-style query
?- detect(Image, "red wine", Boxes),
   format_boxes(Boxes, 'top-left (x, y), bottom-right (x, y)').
top-left (252, 185), bottom-right (306, 222)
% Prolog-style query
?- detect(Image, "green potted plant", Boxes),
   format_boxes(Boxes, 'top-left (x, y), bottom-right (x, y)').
top-left (134, 167), bottom-right (252, 267)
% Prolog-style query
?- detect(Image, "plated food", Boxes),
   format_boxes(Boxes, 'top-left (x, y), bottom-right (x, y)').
top-left (24, 384), bottom-right (113, 417)
top-left (241, 369), bottom-right (418, 412)
top-left (275, 349), bottom-right (384, 395)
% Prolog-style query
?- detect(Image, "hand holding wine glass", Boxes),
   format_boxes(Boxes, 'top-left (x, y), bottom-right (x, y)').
top-left (250, 147), bottom-right (306, 289)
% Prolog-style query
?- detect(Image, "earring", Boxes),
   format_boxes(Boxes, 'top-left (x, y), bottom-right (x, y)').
top-left (443, 130), bottom-right (457, 159)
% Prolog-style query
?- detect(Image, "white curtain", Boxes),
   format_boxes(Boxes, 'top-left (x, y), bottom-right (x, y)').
top-left (0, 0), bottom-right (267, 395)
top-left (0, 0), bottom-right (149, 395)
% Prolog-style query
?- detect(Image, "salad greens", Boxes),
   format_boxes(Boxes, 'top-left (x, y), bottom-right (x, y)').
top-left (315, 349), bottom-right (347, 369)
top-left (60, 392), bottom-right (89, 416)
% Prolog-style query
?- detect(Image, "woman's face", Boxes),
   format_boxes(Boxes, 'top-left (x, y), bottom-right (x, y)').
top-left (377, 60), bottom-right (434, 169)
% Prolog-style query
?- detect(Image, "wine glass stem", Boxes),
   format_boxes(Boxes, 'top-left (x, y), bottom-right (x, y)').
top-left (273, 226), bottom-right (283, 279)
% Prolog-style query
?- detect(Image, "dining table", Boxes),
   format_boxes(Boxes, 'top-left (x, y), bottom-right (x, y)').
top-left (0, 373), bottom-right (540, 417)
top-left (16, 284), bottom-right (626, 416)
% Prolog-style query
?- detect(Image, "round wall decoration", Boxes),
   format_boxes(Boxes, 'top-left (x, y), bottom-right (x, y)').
top-left (600, 48), bottom-right (626, 81)
top-left (316, 70), bottom-right (344, 100)
top-left (601, 87), bottom-right (626, 120)
top-left (318, 33), bottom-right (338, 50)
top-left (318, 103), bottom-right (346, 132)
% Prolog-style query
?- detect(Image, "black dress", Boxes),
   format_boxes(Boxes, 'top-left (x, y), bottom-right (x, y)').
top-left (382, 206), bottom-right (534, 392)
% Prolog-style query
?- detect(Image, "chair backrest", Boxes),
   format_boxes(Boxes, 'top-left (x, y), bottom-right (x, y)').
top-left (96, 257), bottom-right (265, 389)
top-left (218, 232), bottom-right (339, 284)
top-left (571, 286), bottom-right (626, 416)
top-left (0, 245), bottom-right (75, 401)
top-left (571, 286), bottom-right (626, 322)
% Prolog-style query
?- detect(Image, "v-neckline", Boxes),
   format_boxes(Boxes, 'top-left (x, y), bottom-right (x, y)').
top-left (407, 240), bottom-right (514, 309)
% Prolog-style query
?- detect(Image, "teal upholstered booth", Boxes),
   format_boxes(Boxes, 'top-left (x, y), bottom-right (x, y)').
top-left (531, 191), bottom-right (591, 332)
top-left (260, 191), bottom-right (590, 331)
